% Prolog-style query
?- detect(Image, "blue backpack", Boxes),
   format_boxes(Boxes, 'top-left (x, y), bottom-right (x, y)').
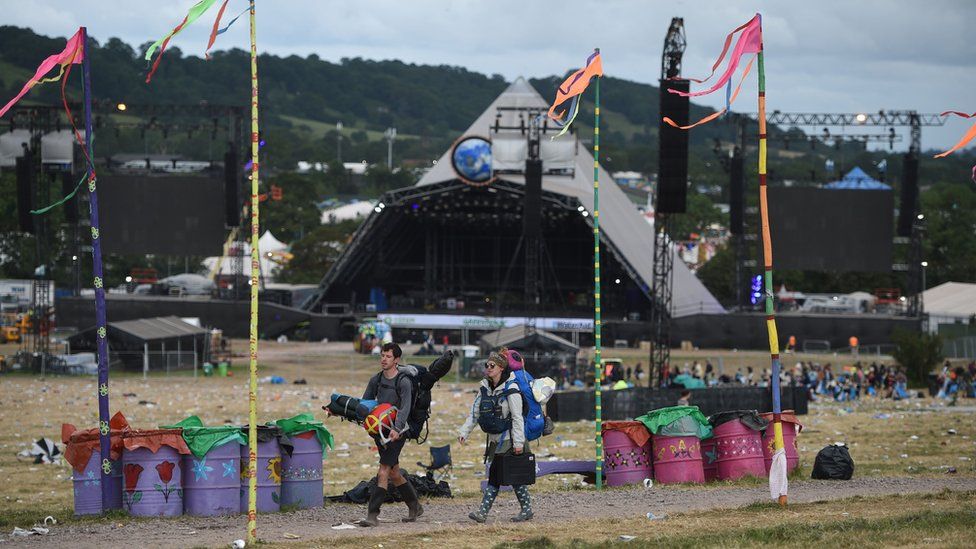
top-left (476, 372), bottom-right (546, 441)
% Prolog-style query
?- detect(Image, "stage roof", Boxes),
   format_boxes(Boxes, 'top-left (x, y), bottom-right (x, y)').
top-left (418, 78), bottom-right (724, 317)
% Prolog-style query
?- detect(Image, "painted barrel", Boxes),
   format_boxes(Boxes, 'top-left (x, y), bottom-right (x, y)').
top-left (759, 414), bottom-right (801, 474)
top-left (700, 439), bottom-right (718, 482)
top-left (122, 446), bottom-right (184, 516)
top-left (602, 429), bottom-right (652, 487)
top-left (72, 451), bottom-right (122, 515)
top-left (240, 437), bottom-right (281, 513)
top-left (651, 435), bottom-right (704, 484)
top-left (713, 420), bottom-right (766, 480)
top-left (280, 431), bottom-right (323, 508)
top-left (183, 441), bottom-right (241, 516)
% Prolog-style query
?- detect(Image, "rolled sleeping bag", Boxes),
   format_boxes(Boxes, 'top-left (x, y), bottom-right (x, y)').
top-left (327, 394), bottom-right (377, 422)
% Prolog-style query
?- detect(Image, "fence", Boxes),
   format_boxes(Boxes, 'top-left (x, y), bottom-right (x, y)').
top-left (943, 337), bottom-right (976, 360)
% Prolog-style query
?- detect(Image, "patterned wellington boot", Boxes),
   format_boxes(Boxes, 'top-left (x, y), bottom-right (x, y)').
top-left (469, 484), bottom-right (499, 523)
top-left (511, 485), bottom-right (534, 522)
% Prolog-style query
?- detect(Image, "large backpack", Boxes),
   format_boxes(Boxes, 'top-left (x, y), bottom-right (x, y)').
top-left (477, 385), bottom-right (520, 434)
top-left (379, 351), bottom-right (454, 443)
top-left (509, 370), bottom-right (546, 441)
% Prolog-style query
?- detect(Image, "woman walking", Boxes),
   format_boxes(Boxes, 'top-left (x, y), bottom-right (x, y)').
top-left (458, 350), bottom-right (533, 523)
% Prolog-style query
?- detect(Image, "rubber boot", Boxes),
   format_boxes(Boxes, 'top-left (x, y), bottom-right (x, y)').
top-left (469, 485), bottom-right (499, 523)
top-left (511, 485), bottom-right (533, 522)
top-left (397, 482), bottom-right (424, 522)
top-left (358, 486), bottom-right (386, 527)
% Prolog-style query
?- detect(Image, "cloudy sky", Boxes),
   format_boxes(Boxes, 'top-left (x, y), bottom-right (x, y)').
top-left (3, 0), bottom-right (974, 151)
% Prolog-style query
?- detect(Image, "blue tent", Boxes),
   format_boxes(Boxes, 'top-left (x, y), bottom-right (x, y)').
top-left (824, 167), bottom-right (891, 190)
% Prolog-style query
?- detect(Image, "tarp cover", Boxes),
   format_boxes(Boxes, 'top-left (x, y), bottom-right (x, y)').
top-left (759, 410), bottom-right (804, 433)
top-left (160, 416), bottom-right (245, 458)
top-left (708, 410), bottom-right (769, 431)
top-left (274, 413), bottom-right (334, 457)
top-left (602, 420), bottom-right (651, 447)
top-left (240, 424), bottom-right (294, 456)
top-left (122, 429), bottom-right (190, 455)
top-left (636, 406), bottom-right (712, 439)
top-left (62, 411), bottom-right (130, 472)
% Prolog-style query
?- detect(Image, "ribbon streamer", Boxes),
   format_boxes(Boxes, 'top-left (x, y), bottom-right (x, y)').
top-left (546, 49), bottom-right (603, 138)
top-left (0, 28), bottom-right (84, 118)
top-left (145, 0), bottom-right (221, 82)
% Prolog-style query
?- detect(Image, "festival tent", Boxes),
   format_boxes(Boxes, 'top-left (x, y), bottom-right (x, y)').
top-left (919, 282), bottom-right (976, 331)
top-left (416, 78), bottom-right (725, 317)
top-left (823, 167), bottom-right (891, 190)
top-left (202, 230), bottom-right (289, 283)
top-left (68, 316), bottom-right (208, 371)
top-left (320, 200), bottom-right (376, 224)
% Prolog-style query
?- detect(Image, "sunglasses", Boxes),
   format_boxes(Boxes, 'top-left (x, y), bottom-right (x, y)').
top-left (485, 363), bottom-right (501, 370)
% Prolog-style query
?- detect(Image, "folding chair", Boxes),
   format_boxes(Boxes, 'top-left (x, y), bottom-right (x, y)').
top-left (416, 444), bottom-right (452, 483)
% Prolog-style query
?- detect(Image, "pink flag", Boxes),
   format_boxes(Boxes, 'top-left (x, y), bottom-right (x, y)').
top-left (669, 14), bottom-right (762, 99)
top-left (0, 28), bottom-right (84, 119)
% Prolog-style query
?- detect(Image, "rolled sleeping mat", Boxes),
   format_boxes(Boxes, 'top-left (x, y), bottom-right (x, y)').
top-left (326, 394), bottom-right (376, 422)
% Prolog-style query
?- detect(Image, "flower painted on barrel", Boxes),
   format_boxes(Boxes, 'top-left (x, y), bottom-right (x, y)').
top-left (153, 460), bottom-right (182, 503)
top-left (266, 456), bottom-right (282, 484)
top-left (122, 463), bottom-right (144, 510)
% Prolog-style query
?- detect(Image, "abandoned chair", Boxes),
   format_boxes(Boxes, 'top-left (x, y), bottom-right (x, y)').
top-left (416, 444), bottom-right (452, 483)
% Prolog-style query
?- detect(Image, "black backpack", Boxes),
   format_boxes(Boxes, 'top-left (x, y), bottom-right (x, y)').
top-left (477, 385), bottom-right (520, 434)
top-left (372, 352), bottom-right (454, 444)
top-left (811, 443), bottom-right (855, 480)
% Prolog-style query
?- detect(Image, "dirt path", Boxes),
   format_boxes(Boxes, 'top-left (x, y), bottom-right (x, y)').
top-left (6, 476), bottom-right (975, 548)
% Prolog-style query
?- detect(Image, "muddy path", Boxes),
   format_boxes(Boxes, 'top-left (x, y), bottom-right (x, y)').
top-left (6, 476), bottom-right (975, 548)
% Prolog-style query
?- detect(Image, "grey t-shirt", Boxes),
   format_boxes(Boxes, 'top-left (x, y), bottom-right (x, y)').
top-left (363, 367), bottom-right (413, 433)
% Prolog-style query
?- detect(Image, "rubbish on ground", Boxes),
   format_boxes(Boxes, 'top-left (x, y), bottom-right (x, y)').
top-left (619, 535), bottom-right (637, 542)
top-left (232, 540), bottom-right (246, 548)
top-left (283, 533), bottom-right (300, 539)
top-left (11, 526), bottom-right (49, 536)
top-left (643, 478), bottom-right (653, 489)
top-left (646, 512), bottom-right (666, 520)
top-left (331, 523), bottom-right (357, 530)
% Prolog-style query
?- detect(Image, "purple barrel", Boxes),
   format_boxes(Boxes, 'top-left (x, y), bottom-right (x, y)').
top-left (240, 436), bottom-right (281, 513)
top-left (603, 427), bottom-right (652, 487)
top-left (713, 419), bottom-right (767, 480)
top-left (183, 441), bottom-right (241, 516)
top-left (700, 439), bottom-right (718, 482)
top-left (122, 447), bottom-right (183, 516)
top-left (651, 435), bottom-right (704, 484)
top-left (280, 431), bottom-right (323, 509)
top-left (72, 451), bottom-right (122, 515)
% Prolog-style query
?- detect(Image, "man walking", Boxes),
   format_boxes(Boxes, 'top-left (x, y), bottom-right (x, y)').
top-left (328, 342), bottom-right (423, 526)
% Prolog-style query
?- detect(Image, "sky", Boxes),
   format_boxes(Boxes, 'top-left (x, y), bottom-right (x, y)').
top-left (2, 0), bottom-right (974, 152)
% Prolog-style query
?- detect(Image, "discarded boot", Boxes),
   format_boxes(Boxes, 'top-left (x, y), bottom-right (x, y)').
top-left (397, 482), bottom-right (424, 522)
top-left (357, 486), bottom-right (386, 527)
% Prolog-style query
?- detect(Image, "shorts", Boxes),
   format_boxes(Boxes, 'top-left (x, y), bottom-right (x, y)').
top-left (375, 436), bottom-right (406, 466)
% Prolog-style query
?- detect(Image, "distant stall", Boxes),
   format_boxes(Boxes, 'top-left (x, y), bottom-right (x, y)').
top-left (68, 316), bottom-right (208, 373)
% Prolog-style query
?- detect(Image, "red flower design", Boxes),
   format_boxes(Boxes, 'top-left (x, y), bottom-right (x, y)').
top-left (156, 461), bottom-right (175, 484)
top-left (124, 463), bottom-right (144, 493)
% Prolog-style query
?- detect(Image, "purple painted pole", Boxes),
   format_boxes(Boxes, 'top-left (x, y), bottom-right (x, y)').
top-left (80, 26), bottom-right (113, 511)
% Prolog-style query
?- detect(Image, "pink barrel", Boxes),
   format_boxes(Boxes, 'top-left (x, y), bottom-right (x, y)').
top-left (760, 419), bottom-right (801, 474)
top-left (122, 446), bottom-right (184, 516)
top-left (71, 450), bottom-right (122, 515)
top-left (280, 431), bottom-right (323, 508)
top-left (713, 420), bottom-right (766, 480)
top-left (651, 435), bottom-right (704, 484)
top-left (240, 437), bottom-right (281, 512)
top-left (700, 439), bottom-right (718, 482)
top-left (602, 428), bottom-right (652, 487)
top-left (183, 441), bottom-right (241, 516)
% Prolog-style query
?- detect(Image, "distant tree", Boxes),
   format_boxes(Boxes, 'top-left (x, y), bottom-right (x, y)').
top-left (891, 328), bottom-right (943, 384)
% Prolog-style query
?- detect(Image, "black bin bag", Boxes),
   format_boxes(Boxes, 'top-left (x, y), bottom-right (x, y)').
top-left (811, 443), bottom-right (854, 480)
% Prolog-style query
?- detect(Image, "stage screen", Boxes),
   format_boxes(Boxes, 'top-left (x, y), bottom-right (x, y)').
top-left (765, 187), bottom-right (893, 272)
top-left (98, 175), bottom-right (227, 256)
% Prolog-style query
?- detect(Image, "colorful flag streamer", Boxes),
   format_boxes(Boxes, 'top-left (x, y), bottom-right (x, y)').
top-left (933, 110), bottom-right (976, 159)
top-left (144, 0), bottom-right (221, 82)
top-left (0, 28), bottom-right (84, 118)
top-left (661, 14), bottom-right (787, 504)
top-left (663, 14), bottom-right (762, 129)
top-left (546, 49), bottom-right (603, 138)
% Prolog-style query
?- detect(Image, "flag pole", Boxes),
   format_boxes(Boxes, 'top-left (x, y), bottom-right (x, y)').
top-left (246, 0), bottom-right (261, 542)
top-left (756, 17), bottom-right (787, 506)
top-left (592, 49), bottom-right (603, 490)
top-left (80, 26), bottom-right (114, 512)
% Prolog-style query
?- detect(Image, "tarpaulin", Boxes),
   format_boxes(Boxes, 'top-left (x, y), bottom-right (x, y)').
top-left (274, 413), bottom-right (334, 458)
top-left (636, 405), bottom-right (712, 439)
top-left (122, 429), bottom-right (190, 455)
top-left (62, 411), bottom-right (129, 473)
top-left (160, 416), bottom-right (245, 459)
top-left (601, 420), bottom-right (651, 447)
top-left (709, 410), bottom-right (769, 431)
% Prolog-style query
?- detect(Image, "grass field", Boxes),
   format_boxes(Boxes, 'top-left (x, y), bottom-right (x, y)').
top-left (0, 341), bottom-right (973, 531)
